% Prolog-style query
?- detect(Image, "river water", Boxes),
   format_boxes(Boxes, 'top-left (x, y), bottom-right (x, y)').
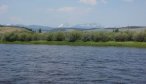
top-left (0, 44), bottom-right (146, 84)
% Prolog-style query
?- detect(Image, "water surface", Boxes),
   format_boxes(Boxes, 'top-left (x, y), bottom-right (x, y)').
top-left (0, 44), bottom-right (146, 84)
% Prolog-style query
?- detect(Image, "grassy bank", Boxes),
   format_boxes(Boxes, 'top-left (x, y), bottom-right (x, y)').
top-left (0, 41), bottom-right (146, 48)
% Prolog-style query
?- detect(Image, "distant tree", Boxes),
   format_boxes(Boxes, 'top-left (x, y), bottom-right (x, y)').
top-left (38, 28), bottom-right (42, 33)
top-left (27, 28), bottom-right (33, 32)
top-left (0, 24), bottom-right (3, 27)
top-left (113, 28), bottom-right (119, 32)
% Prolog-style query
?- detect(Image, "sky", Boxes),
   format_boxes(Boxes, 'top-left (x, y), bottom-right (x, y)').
top-left (0, 0), bottom-right (146, 27)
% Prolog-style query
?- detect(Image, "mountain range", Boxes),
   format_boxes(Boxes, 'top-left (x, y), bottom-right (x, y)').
top-left (1, 24), bottom-right (146, 32)
top-left (58, 23), bottom-right (102, 29)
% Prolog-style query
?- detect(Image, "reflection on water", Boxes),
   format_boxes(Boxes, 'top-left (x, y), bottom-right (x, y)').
top-left (0, 44), bottom-right (146, 84)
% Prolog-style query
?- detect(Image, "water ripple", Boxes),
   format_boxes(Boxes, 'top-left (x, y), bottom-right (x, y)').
top-left (0, 44), bottom-right (146, 84)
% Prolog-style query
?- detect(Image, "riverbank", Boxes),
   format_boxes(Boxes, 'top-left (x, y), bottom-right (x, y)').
top-left (0, 41), bottom-right (146, 48)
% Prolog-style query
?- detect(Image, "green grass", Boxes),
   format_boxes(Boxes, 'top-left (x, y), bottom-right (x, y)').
top-left (0, 41), bottom-right (146, 48)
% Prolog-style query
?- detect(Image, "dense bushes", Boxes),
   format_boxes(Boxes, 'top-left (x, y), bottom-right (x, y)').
top-left (1, 33), bottom-right (18, 42)
top-left (46, 33), bottom-right (54, 41)
top-left (133, 31), bottom-right (146, 42)
top-left (0, 30), bottom-right (146, 42)
top-left (67, 31), bottom-right (82, 42)
top-left (114, 32), bottom-right (128, 41)
top-left (92, 32), bottom-right (111, 42)
top-left (54, 32), bottom-right (65, 41)
top-left (81, 32), bottom-right (92, 42)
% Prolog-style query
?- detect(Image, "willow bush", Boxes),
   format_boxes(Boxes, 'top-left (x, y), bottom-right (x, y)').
top-left (114, 32), bottom-right (129, 41)
top-left (67, 31), bottom-right (82, 42)
top-left (46, 32), bottom-right (54, 41)
top-left (133, 31), bottom-right (146, 42)
top-left (1, 33), bottom-right (18, 42)
top-left (54, 32), bottom-right (65, 41)
top-left (92, 32), bottom-right (111, 42)
top-left (81, 32), bottom-right (92, 42)
top-left (0, 30), bottom-right (146, 42)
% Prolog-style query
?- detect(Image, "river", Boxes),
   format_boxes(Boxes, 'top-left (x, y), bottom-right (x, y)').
top-left (0, 44), bottom-right (146, 84)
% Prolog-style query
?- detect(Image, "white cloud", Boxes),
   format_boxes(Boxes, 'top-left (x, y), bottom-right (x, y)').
top-left (79, 0), bottom-right (97, 5)
top-left (0, 4), bottom-right (8, 14)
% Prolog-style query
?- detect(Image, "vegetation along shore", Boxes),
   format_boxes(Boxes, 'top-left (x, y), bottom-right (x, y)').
top-left (0, 26), bottom-right (146, 48)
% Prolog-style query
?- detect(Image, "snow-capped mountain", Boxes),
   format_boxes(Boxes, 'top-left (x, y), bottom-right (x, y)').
top-left (58, 23), bottom-right (102, 29)
top-left (58, 23), bottom-right (72, 28)
top-left (26, 25), bottom-right (51, 30)
top-left (72, 23), bottom-right (102, 29)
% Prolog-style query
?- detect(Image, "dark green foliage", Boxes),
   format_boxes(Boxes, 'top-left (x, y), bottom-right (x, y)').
top-left (113, 28), bottom-right (119, 32)
top-left (114, 32), bottom-right (129, 41)
top-left (38, 28), bottom-right (42, 33)
top-left (2, 33), bottom-right (18, 42)
top-left (124, 31), bottom-right (134, 41)
top-left (1, 30), bottom-right (146, 42)
top-left (46, 33), bottom-right (54, 41)
top-left (92, 33), bottom-right (101, 42)
top-left (17, 33), bottom-right (32, 41)
top-left (133, 31), bottom-right (146, 42)
top-left (54, 32), bottom-right (65, 41)
top-left (67, 31), bottom-right (82, 42)
top-left (92, 32), bottom-right (110, 42)
top-left (81, 32), bottom-right (92, 42)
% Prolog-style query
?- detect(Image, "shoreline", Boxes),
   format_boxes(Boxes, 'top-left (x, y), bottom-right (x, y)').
top-left (0, 41), bottom-right (146, 48)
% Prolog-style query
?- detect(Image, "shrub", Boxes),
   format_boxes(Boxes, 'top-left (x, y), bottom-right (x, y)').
top-left (1, 30), bottom-right (146, 42)
top-left (133, 31), bottom-right (146, 42)
top-left (124, 31), bottom-right (134, 41)
top-left (67, 31), bottom-right (82, 42)
top-left (114, 32), bottom-right (129, 41)
top-left (17, 33), bottom-right (31, 41)
top-left (46, 33), bottom-right (54, 41)
top-left (2, 33), bottom-right (18, 42)
top-left (54, 32), bottom-right (65, 41)
top-left (31, 33), bottom-right (40, 41)
top-left (113, 28), bottom-right (119, 32)
top-left (92, 32), bottom-right (110, 42)
top-left (81, 32), bottom-right (92, 42)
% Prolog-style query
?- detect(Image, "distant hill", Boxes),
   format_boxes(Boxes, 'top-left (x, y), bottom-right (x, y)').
top-left (58, 23), bottom-right (102, 29)
top-left (0, 26), bottom-right (32, 34)
top-left (0, 24), bottom-right (52, 32)
top-left (48, 27), bottom-right (146, 32)
top-left (0, 24), bottom-right (146, 32)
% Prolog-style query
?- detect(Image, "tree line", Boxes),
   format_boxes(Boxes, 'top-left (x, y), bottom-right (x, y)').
top-left (0, 30), bottom-right (146, 42)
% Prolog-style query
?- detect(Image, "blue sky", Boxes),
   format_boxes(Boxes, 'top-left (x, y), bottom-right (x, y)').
top-left (0, 0), bottom-right (146, 27)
